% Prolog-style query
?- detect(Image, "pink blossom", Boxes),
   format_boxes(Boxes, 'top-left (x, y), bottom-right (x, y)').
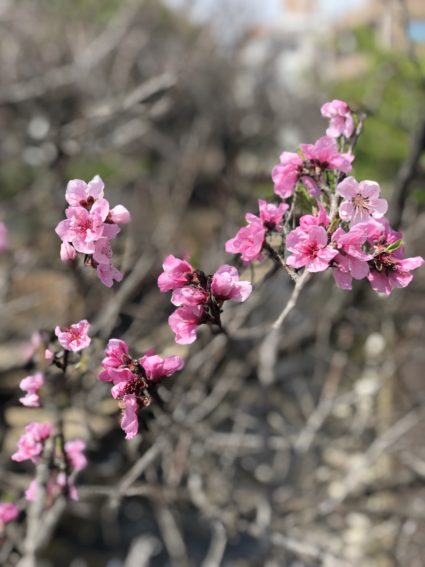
top-left (272, 152), bottom-right (303, 199)
top-left (65, 175), bottom-right (105, 207)
top-left (272, 137), bottom-right (353, 201)
top-left (337, 177), bottom-right (388, 226)
top-left (60, 242), bottom-right (77, 262)
top-left (171, 286), bottom-right (208, 307)
top-left (101, 339), bottom-right (130, 370)
top-left (11, 422), bottom-right (53, 463)
top-left (158, 255), bottom-right (194, 292)
top-left (362, 219), bottom-right (424, 295)
top-left (299, 208), bottom-right (330, 229)
top-left (169, 305), bottom-right (205, 345)
top-left (368, 254), bottom-right (424, 295)
top-left (55, 319), bottom-right (91, 352)
top-left (120, 394), bottom-right (139, 439)
top-left (101, 222), bottom-right (120, 240)
top-left (140, 352), bottom-right (184, 382)
top-left (300, 136), bottom-right (354, 174)
top-left (211, 265), bottom-right (252, 302)
top-left (96, 262), bottom-right (123, 288)
top-left (65, 439), bottom-right (87, 472)
top-left (0, 502), bottom-right (18, 526)
top-left (331, 226), bottom-right (370, 290)
top-left (257, 199), bottom-right (288, 231)
top-left (321, 100), bottom-right (354, 138)
top-left (99, 367), bottom-right (132, 385)
top-left (99, 341), bottom-right (183, 439)
top-left (0, 221), bottom-right (8, 252)
top-left (57, 176), bottom-right (130, 287)
top-left (225, 222), bottom-right (265, 263)
top-left (19, 372), bottom-right (44, 408)
top-left (109, 204), bottom-right (131, 224)
top-left (99, 338), bottom-right (136, 383)
top-left (98, 367), bottom-right (134, 386)
top-left (93, 237), bottom-right (112, 264)
top-left (286, 225), bottom-right (338, 272)
top-left (55, 204), bottom-right (108, 254)
top-left (109, 369), bottom-right (137, 396)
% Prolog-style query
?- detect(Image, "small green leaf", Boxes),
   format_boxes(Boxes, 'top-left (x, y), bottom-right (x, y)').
top-left (385, 239), bottom-right (404, 253)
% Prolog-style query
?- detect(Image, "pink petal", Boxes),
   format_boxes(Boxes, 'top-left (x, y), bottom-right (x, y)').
top-left (336, 177), bottom-right (358, 200)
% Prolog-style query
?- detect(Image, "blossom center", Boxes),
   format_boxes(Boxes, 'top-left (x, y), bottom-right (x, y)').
top-left (353, 193), bottom-right (369, 211)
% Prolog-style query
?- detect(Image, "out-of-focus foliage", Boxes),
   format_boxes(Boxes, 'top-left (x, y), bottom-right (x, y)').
top-left (332, 24), bottom-right (425, 186)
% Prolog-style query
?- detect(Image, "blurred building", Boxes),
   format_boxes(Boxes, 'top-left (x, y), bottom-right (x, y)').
top-left (236, 0), bottom-right (323, 100)
top-left (330, 0), bottom-right (425, 79)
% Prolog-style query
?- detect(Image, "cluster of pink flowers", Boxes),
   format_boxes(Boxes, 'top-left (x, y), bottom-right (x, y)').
top-left (19, 372), bottom-right (44, 407)
top-left (17, 320), bottom-right (91, 411)
top-left (283, 180), bottom-right (423, 293)
top-left (362, 218), bottom-right (424, 294)
top-left (158, 256), bottom-right (252, 344)
top-left (321, 99), bottom-right (354, 139)
top-left (272, 136), bottom-right (354, 199)
top-left (7, 319), bottom-right (93, 516)
top-left (26, 439), bottom-right (87, 502)
top-left (225, 100), bottom-right (423, 295)
top-left (12, 422), bottom-right (53, 463)
top-left (99, 339), bottom-right (184, 439)
top-left (3, 97), bottom-right (423, 538)
top-left (55, 175), bottom-right (131, 287)
top-left (11, 422), bottom-right (87, 501)
top-left (225, 199), bottom-right (288, 263)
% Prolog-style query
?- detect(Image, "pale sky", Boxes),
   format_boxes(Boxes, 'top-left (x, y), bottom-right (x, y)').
top-left (166, 0), bottom-right (368, 26)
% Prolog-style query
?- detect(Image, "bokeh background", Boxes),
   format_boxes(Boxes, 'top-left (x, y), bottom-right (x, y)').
top-left (1, 0), bottom-right (425, 565)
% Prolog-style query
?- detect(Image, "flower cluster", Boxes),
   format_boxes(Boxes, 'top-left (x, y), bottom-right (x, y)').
top-left (99, 339), bottom-right (184, 439)
top-left (225, 199), bottom-right (288, 263)
top-left (4, 96), bottom-right (422, 541)
top-left (11, 422), bottom-right (53, 463)
top-left (11, 422), bottom-right (87, 501)
top-left (321, 99), bottom-right (354, 138)
top-left (7, 320), bottom-right (93, 517)
top-left (19, 372), bottom-right (44, 408)
top-left (55, 175), bottom-right (131, 287)
top-left (362, 218), bottom-right (424, 295)
top-left (272, 136), bottom-right (354, 199)
top-left (158, 256), bottom-right (252, 344)
top-left (284, 182), bottom-right (423, 292)
top-left (225, 100), bottom-right (423, 295)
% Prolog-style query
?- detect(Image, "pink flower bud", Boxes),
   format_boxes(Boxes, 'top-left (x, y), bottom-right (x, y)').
top-left (211, 265), bottom-right (252, 302)
top-left (158, 255), bottom-right (193, 292)
top-left (60, 242), bottom-right (77, 262)
top-left (109, 204), bottom-right (131, 224)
